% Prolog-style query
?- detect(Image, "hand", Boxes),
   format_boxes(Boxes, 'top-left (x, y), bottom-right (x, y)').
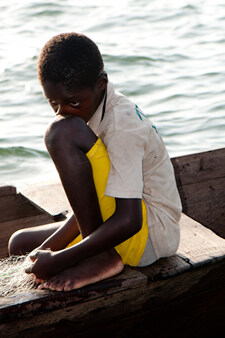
top-left (25, 249), bottom-right (58, 280)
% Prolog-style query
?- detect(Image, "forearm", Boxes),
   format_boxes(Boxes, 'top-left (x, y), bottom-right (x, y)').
top-left (39, 214), bottom-right (80, 251)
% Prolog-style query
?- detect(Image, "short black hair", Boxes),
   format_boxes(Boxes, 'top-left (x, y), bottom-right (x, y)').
top-left (37, 32), bottom-right (104, 89)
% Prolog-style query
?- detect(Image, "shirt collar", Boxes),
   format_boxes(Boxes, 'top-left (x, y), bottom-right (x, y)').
top-left (87, 89), bottom-right (105, 135)
top-left (88, 81), bottom-right (114, 135)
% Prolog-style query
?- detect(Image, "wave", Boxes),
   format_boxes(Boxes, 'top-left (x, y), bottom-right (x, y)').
top-left (0, 147), bottom-right (49, 159)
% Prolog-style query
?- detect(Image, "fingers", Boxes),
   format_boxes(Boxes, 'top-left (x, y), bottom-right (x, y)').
top-left (34, 277), bottom-right (45, 284)
top-left (24, 249), bottom-right (52, 279)
top-left (28, 249), bottom-right (41, 262)
top-left (25, 263), bottom-right (34, 274)
top-left (24, 250), bottom-right (41, 274)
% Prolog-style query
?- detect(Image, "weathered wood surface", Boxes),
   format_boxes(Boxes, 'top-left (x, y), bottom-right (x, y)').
top-left (0, 268), bottom-right (148, 337)
top-left (0, 186), bottom-right (55, 258)
top-left (0, 186), bottom-right (53, 224)
top-left (178, 177), bottom-right (225, 237)
top-left (137, 213), bottom-right (225, 280)
top-left (2, 261), bottom-right (225, 338)
top-left (171, 147), bottom-right (225, 186)
top-left (21, 182), bottom-right (71, 218)
top-left (0, 185), bottom-right (17, 196)
top-left (171, 147), bottom-right (225, 237)
top-left (0, 148), bottom-right (225, 336)
top-left (177, 213), bottom-right (225, 265)
top-left (0, 214), bottom-right (225, 337)
top-left (0, 215), bottom-right (56, 259)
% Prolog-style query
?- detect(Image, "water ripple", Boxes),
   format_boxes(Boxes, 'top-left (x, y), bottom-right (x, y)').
top-left (0, 0), bottom-right (224, 185)
top-left (0, 147), bottom-right (49, 158)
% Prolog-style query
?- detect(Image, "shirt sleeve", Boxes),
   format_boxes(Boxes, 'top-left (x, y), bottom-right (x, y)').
top-left (104, 131), bottom-right (145, 198)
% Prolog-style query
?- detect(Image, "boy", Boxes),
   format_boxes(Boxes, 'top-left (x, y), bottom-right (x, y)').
top-left (9, 33), bottom-right (182, 292)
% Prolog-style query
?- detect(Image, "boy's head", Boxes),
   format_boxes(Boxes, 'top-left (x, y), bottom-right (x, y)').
top-left (38, 32), bottom-right (104, 90)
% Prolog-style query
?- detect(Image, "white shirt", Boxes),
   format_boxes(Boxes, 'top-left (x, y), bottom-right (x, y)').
top-left (88, 82), bottom-right (182, 259)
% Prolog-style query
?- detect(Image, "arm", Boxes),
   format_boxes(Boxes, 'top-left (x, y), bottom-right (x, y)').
top-left (26, 198), bottom-right (142, 279)
top-left (38, 213), bottom-right (80, 251)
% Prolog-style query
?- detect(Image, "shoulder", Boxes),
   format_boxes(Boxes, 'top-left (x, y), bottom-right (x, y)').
top-left (103, 83), bottom-right (151, 136)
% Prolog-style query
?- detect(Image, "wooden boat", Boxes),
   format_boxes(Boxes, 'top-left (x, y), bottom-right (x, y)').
top-left (0, 147), bottom-right (225, 337)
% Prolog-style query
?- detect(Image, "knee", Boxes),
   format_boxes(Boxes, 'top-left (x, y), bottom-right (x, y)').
top-left (44, 117), bottom-right (72, 153)
top-left (8, 229), bottom-right (30, 256)
top-left (44, 116), bottom-right (97, 155)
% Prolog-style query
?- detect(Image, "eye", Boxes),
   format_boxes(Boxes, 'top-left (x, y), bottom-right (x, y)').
top-left (48, 99), bottom-right (58, 106)
top-left (70, 101), bottom-right (80, 108)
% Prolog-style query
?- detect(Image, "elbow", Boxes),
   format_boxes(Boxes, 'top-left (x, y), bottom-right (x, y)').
top-left (132, 213), bottom-right (143, 235)
top-left (123, 212), bottom-right (142, 238)
top-left (115, 198), bottom-right (143, 240)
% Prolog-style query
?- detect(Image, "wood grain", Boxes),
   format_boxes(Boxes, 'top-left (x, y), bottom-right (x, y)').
top-left (177, 213), bottom-right (225, 265)
top-left (0, 215), bottom-right (55, 258)
top-left (171, 147), bottom-right (225, 186)
top-left (171, 148), bottom-right (225, 237)
top-left (0, 185), bottom-right (16, 196)
top-left (178, 178), bottom-right (225, 237)
top-left (137, 213), bottom-right (225, 280)
top-left (0, 189), bottom-right (56, 258)
top-left (21, 182), bottom-right (71, 217)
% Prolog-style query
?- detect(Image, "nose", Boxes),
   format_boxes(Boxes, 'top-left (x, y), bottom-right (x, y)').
top-left (56, 104), bottom-right (62, 115)
top-left (56, 104), bottom-right (68, 116)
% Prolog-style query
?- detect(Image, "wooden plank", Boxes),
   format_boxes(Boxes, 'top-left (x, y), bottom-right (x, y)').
top-left (137, 255), bottom-right (191, 281)
top-left (177, 213), bottom-right (225, 265)
top-left (0, 267), bottom-right (147, 318)
top-left (178, 178), bottom-right (225, 237)
top-left (171, 148), bottom-right (225, 236)
top-left (171, 147), bottom-right (225, 186)
top-left (0, 215), bottom-right (56, 258)
top-left (0, 260), bottom-right (224, 337)
top-left (0, 193), bottom-right (51, 223)
top-left (0, 185), bottom-right (16, 196)
top-left (75, 260), bottom-right (225, 338)
top-left (0, 214), bottom-right (225, 336)
top-left (136, 213), bottom-right (225, 280)
top-left (0, 267), bottom-right (147, 310)
top-left (21, 182), bottom-right (71, 217)
top-left (2, 213), bottom-right (224, 316)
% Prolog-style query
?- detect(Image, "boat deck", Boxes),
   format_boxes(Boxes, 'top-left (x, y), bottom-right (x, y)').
top-left (0, 147), bottom-right (225, 337)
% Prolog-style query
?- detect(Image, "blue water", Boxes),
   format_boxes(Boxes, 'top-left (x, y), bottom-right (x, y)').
top-left (1, 0), bottom-right (225, 187)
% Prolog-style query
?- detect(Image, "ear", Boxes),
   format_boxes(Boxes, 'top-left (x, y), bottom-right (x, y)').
top-left (98, 71), bottom-right (108, 90)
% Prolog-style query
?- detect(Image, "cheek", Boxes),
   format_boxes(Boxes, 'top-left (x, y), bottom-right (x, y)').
top-left (83, 101), bottom-right (94, 114)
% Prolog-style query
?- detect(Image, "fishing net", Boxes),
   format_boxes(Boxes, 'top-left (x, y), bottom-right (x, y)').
top-left (0, 255), bottom-right (37, 297)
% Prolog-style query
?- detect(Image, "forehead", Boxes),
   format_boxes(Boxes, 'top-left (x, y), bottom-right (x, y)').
top-left (42, 80), bottom-right (92, 101)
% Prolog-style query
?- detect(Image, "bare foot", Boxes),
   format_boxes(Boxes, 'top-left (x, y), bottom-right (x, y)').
top-left (40, 249), bottom-right (124, 291)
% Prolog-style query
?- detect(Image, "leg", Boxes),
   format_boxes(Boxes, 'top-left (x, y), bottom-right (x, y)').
top-left (43, 116), bottom-right (123, 290)
top-left (8, 222), bottom-right (63, 256)
top-left (45, 115), bottom-right (103, 238)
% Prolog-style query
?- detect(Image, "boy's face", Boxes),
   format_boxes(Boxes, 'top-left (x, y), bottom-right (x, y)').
top-left (42, 76), bottom-right (107, 122)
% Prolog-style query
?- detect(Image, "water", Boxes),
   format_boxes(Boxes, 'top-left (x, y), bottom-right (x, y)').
top-left (1, 0), bottom-right (225, 188)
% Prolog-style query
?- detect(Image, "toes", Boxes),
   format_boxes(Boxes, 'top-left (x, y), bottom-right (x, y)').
top-left (48, 280), bottom-right (60, 291)
top-left (40, 277), bottom-right (66, 292)
top-left (64, 281), bottom-right (76, 291)
top-left (63, 275), bottom-right (83, 291)
top-left (35, 278), bottom-right (44, 284)
top-left (53, 280), bottom-right (66, 292)
top-left (64, 278), bottom-right (90, 291)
